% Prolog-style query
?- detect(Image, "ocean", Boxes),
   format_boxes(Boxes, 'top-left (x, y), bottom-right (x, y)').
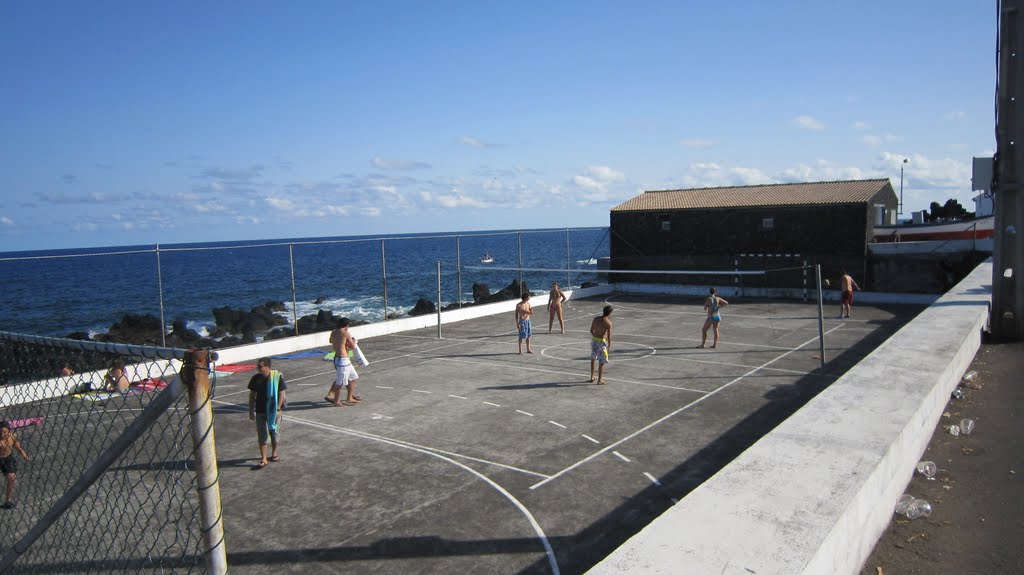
top-left (0, 227), bottom-right (610, 339)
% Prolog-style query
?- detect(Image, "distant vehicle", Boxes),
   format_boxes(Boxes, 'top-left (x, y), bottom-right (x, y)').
top-left (481, 253), bottom-right (495, 264)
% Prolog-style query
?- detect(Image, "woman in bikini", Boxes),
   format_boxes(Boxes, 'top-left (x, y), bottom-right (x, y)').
top-left (547, 282), bottom-right (567, 334)
top-left (700, 287), bottom-right (729, 349)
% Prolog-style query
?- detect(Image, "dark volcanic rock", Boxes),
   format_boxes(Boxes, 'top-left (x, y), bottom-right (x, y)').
top-left (409, 298), bottom-right (436, 316)
top-left (98, 314), bottom-right (164, 345)
top-left (581, 281), bottom-right (599, 289)
top-left (474, 279), bottom-right (530, 305)
top-left (472, 283), bottom-right (491, 303)
top-left (166, 319), bottom-right (211, 348)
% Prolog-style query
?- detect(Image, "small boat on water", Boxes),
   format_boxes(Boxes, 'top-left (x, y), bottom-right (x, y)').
top-left (481, 253), bottom-right (495, 263)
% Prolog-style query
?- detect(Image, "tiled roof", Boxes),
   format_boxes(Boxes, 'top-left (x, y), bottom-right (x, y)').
top-left (611, 179), bottom-right (893, 212)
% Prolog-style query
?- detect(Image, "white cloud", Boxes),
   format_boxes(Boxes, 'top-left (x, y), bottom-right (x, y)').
top-left (361, 207), bottom-right (381, 217)
top-left (851, 121), bottom-right (870, 131)
top-left (372, 157), bottom-right (432, 170)
top-left (266, 197), bottom-right (296, 211)
top-left (0, 216), bottom-right (13, 226)
top-left (792, 115), bottom-right (825, 131)
top-left (460, 136), bottom-right (499, 149)
top-left (680, 138), bottom-right (716, 149)
top-left (944, 111), bottom-right (966, 121)
top-left (860, 135), bottom-right (882, 146)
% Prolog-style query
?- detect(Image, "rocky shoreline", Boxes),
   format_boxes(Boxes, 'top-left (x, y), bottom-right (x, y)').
top-left (66, 279), bottom-right (592, 348)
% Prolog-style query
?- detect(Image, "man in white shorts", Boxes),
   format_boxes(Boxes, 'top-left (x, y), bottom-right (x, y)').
top-left (326, 318), bottom-right (362, 406)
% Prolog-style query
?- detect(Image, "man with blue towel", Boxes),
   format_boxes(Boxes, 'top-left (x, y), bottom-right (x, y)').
top-left (248, 358), bottom-right (287, 469)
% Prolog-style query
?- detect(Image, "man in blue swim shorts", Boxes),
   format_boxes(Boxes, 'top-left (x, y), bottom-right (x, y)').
top-left (590, 305), bottom-right (613, 384)
top-left (515, 292), bottom-right (533, 354)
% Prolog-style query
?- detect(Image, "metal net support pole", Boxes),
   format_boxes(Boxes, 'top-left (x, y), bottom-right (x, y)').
top-left (803, 259), bottom-right (808, 302)
top-left (289, 243), bottom-right (299, 335)
top-left (816, 264), bottom-right (826, 370)
top-left (183, 349), bottom-right (228, 575)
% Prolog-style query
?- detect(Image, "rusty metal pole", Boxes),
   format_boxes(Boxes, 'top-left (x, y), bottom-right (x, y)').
top-left (182, 349), bottom-right (228, 574)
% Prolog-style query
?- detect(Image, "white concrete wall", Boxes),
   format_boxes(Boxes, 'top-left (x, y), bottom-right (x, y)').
top-left (587, 260), bottom-right (992, 575)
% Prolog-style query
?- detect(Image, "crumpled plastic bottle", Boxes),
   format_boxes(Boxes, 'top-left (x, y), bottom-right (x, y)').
top-left (959, 418), bottom-right (975, 435)
top-left (905, 499), bottom-right (933, 519)
top-left (951, 388), bottom-right (964, 400)
top-left (895, 494), bottom-right (916, 515)
top-left (916, 460), bottom-right (937, 479)
top-left (962, 370), bottom-right (978, 383)
top-left (949, 424), bottom-right (961, 436)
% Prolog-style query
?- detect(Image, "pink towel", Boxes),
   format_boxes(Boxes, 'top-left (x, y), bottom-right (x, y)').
top-left (215, 364), bottom-right (258, 373)
top-left (8, 417), bottom-right (43, 429)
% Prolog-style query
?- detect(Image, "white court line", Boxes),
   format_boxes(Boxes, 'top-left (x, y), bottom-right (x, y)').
top-left (434, 356), bottom-right (708, 393)
top-left (448, 394), bottom-right (468, 400)
top-left (548, 421), bottom-right (566, 429)
top-left (529, 324), bottom-right (845, 490)
top-left (483, 401), bottom-right (501, 407)
top-left (376, 386), bottom-right (395, 390)
top-left (516, 410), bottom-right (534, 417)
top-left (612, 451), bottom-right (631, 463)
top-left (581, 435), bottom-right (600, 444)
top-left (644, 472), bottom-right (661, 486)
top-left (411, 389), bottom-right (431, 394)
top-left (269, 411), bottom-right (560, 575)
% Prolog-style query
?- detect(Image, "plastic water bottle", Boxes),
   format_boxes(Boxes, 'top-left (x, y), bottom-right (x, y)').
top-left (906, 499), bottom-right (933, 519)
top-left (962, 370), bottom-right (978, 383)
top-left (916, 460), bottom-right (937, 480)
top-left (895, 494), bottom-right (916, 515)
top-left (949, 424), bottom-right (961, 436)
top-left (951, 388), bottom-right (964, 400)
top-left (959, 418), bottom-right (975, 435)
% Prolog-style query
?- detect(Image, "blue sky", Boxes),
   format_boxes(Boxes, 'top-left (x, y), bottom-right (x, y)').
top-left (0, 1), bottom-right (997, 251)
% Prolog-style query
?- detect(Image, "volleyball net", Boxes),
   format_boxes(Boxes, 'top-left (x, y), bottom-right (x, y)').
top-left (0, 333), bottom-right (225, 574)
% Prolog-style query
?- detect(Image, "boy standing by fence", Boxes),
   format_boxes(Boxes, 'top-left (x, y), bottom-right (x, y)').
top-left (0, 421), bottom-right (31, 509)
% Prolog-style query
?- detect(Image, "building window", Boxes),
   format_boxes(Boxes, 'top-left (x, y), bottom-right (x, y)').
top-left (661, 220), bottom-right (671, 232)
top-left (761, 217), bottom-right (774, 230)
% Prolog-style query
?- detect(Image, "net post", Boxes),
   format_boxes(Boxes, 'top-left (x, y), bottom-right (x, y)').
top-left (156, 244), bottom-right (167, 347)
top-left (518, 232), bottom-right (524, 295)
top-left (816, 264), bottom-right (826, 370)
top-left (436, 260), bottom-right (442, 339)
top-left (803, 259), bottom-right (808, 302)
top-left (182, 348), bottom-right (228, 575)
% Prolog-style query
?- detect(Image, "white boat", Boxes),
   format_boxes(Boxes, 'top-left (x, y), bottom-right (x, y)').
top-left (873, 215), bottom-right (994, 243)
top-left (481, 253), bottom-right (494, 264)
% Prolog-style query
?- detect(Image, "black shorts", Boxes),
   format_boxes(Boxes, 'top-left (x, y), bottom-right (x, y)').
top-left (0, 455), bottom-right (17, 475)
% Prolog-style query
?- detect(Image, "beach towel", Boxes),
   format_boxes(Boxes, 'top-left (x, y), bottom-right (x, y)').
top-left (271, 350), bottom-right (324, 359)
top-left (322, 345), bottom-right (369, 366)
top-left (8, 417), bottom-right (43, 429)
top-left (214, 364), bottom-right (257, 373)
top-left (131, 378), bottom-right (167, 391)
top-left (72, 389), bottom-right (142, 402)
top-left (266, 369), bottom-right (282, 433)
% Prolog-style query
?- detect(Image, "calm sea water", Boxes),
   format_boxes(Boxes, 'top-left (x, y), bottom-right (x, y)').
top-left (0, 228), bottom-right (609, 338)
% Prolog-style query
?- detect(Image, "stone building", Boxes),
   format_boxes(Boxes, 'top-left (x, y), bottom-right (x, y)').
top-left (609, 179), bottom-right (898, 288)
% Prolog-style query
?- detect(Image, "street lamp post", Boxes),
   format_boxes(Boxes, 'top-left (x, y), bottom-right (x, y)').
top-left (898, 158), bottom-right (908, 220)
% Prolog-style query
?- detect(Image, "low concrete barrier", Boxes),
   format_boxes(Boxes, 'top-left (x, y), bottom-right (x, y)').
top-left (587, 260), bottom-right (992, 575)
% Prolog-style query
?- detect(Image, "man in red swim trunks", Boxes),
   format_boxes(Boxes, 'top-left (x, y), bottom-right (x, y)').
top-left (838, 269), bottom-right (860, 319)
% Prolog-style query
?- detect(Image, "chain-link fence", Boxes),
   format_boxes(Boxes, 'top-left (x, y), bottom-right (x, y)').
top-left (0, 333), bottom-right (224, 574)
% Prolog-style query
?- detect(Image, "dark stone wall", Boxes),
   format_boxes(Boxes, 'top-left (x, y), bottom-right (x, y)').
top-left (609, 204), bottom-right (871, 288)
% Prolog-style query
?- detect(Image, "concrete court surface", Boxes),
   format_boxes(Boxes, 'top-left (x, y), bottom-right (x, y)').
top-left (208, 294), bottom-right (924, 575)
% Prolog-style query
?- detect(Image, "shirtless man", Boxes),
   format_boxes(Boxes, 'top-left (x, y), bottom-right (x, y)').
top-left (700, 287), bottom-right (729, 349)
top-left (590, 305), bottom-right (613, 384)
top-left (547, 282), bottom-right (568, 334)
top-left (0, 421), bottom-right (31, 509)
top-left (326, 318), bottom-right (362, 406)
top-left (838, 269), bottom-right (861, 319)
top-left (515, 293), bottom-right (534, 354)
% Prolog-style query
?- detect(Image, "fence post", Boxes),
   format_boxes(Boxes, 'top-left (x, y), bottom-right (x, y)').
top-left (156, 244), bottom-right (167, 347)
top-left (381, 239), bottom-right (389, 320)
top-left (565, 229), bottom-right (571, 288)
top-left (518, 232), bottom-right (523, 296)
top-left (456, 235), bottom-right (463, 309)
top-left (289, 244), bottom-right (299, 335)
top-left (182, 349), bottom-right (228, 575)
top-left (436, 260), bottom-right (442, 339)
top-left (816, 265), bottom-right (826, 370)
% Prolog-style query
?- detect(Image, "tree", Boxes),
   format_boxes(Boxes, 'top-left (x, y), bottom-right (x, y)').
top-left (926, 199), bottom-right (972, 222)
